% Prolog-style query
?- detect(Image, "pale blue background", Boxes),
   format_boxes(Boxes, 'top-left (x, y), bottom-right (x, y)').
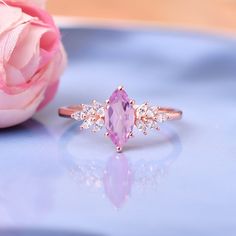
top-left (0, 27), bottom-right (236, 236)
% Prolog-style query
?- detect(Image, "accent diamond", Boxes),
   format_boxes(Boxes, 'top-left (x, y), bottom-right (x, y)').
top-left (156, 113), bottom-right (168, 123)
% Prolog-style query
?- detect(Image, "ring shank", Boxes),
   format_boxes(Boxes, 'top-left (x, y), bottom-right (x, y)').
top-left (58, 105), bottom-right (182, 121)
top-left (158, 107), bottom-right (183, 121)
top-left (58, 105), bottom-right (83, 118)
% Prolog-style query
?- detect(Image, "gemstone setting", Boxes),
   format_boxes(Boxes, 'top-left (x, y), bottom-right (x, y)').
top-left (69, 87), bottom-right (171, 152)
top-left (105, 88), bottom-right (135, 150)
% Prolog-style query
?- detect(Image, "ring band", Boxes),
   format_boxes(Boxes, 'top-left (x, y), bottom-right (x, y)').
top-left (59, 105), bottom-right (182, 121)
top-left (58, 86), bottom-right (183, 152)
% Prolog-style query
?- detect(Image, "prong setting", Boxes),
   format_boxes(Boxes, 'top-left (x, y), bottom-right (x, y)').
top-left (126, 131), bottom-right (134, 139)
top-left (129, 99), bottom-right (135, 106)
top-left (118, 85), bottom-right (124, 91)
top-left (116, 146), bottom-right (122, 153)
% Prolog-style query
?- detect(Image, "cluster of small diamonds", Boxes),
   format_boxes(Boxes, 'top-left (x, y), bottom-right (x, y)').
top-left (135, 103), bottom-right (168, 134)
top-left (71, 100), bottom-right (105, 132)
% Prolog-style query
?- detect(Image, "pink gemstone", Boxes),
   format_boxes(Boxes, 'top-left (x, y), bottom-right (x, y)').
top-left (105, 88), bottom-right (135, 149)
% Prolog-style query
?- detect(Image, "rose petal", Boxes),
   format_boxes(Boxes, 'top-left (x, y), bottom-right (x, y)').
top-left (20, 52), bottom-right (40, 79)
top-left (38, 43), bottom-right (67, 109)
top-left (0, 5), bottom-right (22, 35)
top-left (0, 20), bottom-right (25, 63)
top-left (6, 0), bottom-right (46, 9)
top-left (0, 71), bottom-right (47, 109)
top-left (4, 63), bottom-right (25, 86)
top-left (9, 23), bottom-right (53, 69)
top-left (6, 1), bottom-right (60, 37)
top-left (37, 79), bottom-right (59, 111)
top-left (49, 43), bottom-right (67, 82)
top-left (0, 89), bottom-right (44, 128)
top-left (39, 48), bottom-right (52, 69)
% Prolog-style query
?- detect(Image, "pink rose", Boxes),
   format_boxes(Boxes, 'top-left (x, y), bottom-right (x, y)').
top-left (0, 0), bottom-right (67, 128)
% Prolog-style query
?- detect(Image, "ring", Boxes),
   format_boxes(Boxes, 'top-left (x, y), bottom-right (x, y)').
top-left (58, 86), bottom-right (183, 152)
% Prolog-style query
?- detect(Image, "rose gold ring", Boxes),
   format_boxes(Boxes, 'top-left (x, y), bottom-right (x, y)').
top-left (58, 86), bottom-right (183, 152)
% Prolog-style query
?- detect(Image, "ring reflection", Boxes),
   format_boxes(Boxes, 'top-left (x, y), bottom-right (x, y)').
top-left (59, 123), bottom-right (182, 208)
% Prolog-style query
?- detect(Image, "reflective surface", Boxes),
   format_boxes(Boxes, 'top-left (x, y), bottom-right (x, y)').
top-left (0, 27), bottom-right (236, 235)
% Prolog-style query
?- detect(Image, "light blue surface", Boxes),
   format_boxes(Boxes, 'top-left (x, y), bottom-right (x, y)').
top-left (0, 27), bottom-right (236, 236)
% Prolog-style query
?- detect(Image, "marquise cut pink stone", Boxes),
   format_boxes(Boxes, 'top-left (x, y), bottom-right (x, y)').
top-left (105, 89), bottom-right (135, 149)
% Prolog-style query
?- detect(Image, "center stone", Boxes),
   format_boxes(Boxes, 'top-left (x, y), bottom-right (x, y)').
top-left (105, 88), bottom-right (135, 149)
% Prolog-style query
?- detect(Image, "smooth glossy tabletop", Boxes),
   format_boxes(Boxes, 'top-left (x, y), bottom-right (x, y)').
top-left (0, 27), bottom-right (236, 236)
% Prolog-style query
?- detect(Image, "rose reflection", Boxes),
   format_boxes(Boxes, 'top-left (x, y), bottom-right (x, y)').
top-left (59, 123), bottom-right (182, 209)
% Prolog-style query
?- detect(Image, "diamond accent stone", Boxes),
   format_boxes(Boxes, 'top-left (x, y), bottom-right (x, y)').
top-left (156, 113), bottom-right (168, 123)
top-left (136, 104), bottom-right (147, 119)
top-left (135, 120), bottom-right (145, 131)
top-left (97, 107), bottom-right (105, 117)
top-left (81, 118), bottom-right (93, 129)
top-left (71, 101), bottom-right (105, 132)
top-left (146, 109), bottom-right (154, 118)
top-left (92, 118), bottom-right (105, 132)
